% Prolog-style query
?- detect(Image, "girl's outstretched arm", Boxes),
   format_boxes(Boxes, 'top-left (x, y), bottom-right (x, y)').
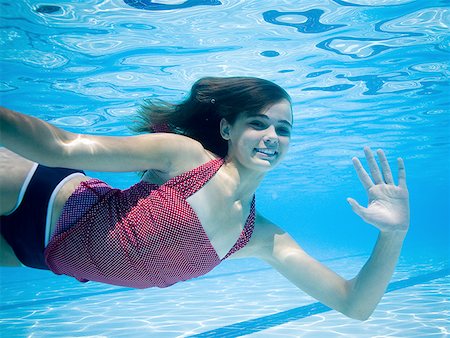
top-left (249, 148), bottom-right (409, 320)
top-left (0, 106), bottom-right (202, 172)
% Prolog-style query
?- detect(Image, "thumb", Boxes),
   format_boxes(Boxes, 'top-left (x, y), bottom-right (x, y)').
top-left (347, 197), bottom-right (365, 217)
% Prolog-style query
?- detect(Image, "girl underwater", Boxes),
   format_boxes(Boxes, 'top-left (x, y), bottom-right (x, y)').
top-left (0, 76), bottom-right (409, 320)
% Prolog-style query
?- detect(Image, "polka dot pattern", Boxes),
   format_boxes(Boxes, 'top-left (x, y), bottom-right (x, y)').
top-left (44, 158), bottom-right (256, 289)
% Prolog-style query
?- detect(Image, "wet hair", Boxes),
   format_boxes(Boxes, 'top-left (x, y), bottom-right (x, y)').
top-left (133, 76), bottom-right (291, 157)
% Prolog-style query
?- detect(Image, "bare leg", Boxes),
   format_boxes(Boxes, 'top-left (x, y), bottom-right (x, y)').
top-left (0, 148), bottom-right (35, 266)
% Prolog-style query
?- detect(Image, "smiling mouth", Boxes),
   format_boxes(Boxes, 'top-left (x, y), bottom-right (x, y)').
top-left (255, 148), bottom-right (278, 157)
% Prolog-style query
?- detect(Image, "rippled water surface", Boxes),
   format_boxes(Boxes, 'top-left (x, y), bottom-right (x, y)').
top-left (1, 0), bottom-right (449, 337)
top-left (1, 1), bottom-right (449, 189)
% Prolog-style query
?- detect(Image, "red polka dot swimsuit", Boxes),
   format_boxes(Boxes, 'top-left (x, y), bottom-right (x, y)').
top-left (44, 158), bottom-right (255, 289)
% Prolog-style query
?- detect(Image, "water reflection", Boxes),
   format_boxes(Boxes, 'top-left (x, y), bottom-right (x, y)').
top-left (263, 9), bottom-right (346, 33)
top-left (124, 0), bottom-right (221, 11)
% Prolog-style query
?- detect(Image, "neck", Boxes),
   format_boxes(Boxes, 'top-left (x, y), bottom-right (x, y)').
top-left (222, 157), bottom-right (265, 202)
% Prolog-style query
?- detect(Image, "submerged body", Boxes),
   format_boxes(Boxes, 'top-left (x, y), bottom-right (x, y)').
top-left (47, 158), bottom-right (255, 288)
top-left (1, 157), bottom-right (257, 288)
top-left (0, 77), bottom-right (410, 321)
top-left (0, 150), bottom-right (257, 288)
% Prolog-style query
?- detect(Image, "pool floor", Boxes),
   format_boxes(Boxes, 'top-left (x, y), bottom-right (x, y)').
top-left (1, 255), bottom-right (449, 337)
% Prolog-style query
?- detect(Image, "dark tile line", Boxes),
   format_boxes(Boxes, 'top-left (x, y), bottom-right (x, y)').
top-left (187, 268), bottom-right (450, 337)
top-left (0, 253), bottom-right (368, 311)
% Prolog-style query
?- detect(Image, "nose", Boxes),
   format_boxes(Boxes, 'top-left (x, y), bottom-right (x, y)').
top-left (263, 126), bottom-right (279, 147)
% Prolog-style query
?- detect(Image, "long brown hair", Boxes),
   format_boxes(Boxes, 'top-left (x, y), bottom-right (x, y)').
top-left (133, 76), bottom-right (291, 157)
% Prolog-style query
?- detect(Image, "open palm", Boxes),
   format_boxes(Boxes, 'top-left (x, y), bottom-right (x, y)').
top-left (347, 147), bottom-right (410, 232)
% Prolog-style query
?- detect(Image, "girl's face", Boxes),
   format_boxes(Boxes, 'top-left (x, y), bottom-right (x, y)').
top-left (221, 99), bottom-right (293, 172)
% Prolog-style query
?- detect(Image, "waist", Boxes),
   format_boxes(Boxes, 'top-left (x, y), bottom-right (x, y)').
top-left (49, 174), bottom-right (92, 238)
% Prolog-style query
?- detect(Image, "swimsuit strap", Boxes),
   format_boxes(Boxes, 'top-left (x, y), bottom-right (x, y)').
top-left (163, 157), bottom-right (225, 199)
top-left (222, 194), bottom-right (256, 260)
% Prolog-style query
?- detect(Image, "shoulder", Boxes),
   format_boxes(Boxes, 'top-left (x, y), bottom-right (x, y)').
top-left (138, 133), bottom-right (203, 152)
top-left (152, 133), bottom-right (217, 175)
top-left (110, 132), bottom-right (209, 174)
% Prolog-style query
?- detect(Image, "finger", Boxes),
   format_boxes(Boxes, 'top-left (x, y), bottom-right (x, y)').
top-left (352, 156), bottom-right (374, 190)
top-left (377, 149), bottom-right (394, 184)
top-left (364, 147), bottom-right (383, 184)
top-left (397, 157), bottom-right (407, 188)
top-left (347, 197), bottom-right (366, 218)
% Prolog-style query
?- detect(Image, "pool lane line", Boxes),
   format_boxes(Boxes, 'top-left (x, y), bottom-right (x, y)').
top-left (0, 253), bottom-right (368, 310)
top-left (187, 267), bottom-right (450, 338)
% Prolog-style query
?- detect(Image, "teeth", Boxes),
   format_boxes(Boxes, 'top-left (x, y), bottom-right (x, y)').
top-left (256, 148), bottom-right (276, 156)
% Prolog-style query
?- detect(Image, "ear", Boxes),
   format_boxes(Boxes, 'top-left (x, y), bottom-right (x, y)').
top-left (220, 118), bottom-right (231, 140)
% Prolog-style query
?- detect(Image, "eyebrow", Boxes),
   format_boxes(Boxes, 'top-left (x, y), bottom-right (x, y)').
top-left (248, 114), bottom-right (293, 128)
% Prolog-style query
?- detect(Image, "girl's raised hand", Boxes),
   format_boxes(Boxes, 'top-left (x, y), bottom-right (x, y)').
top-left (347, 147), bottom-right (410, 233)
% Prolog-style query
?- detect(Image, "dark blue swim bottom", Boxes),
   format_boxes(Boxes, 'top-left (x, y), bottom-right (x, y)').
top-left (0, 164), bottom-right (85, 269)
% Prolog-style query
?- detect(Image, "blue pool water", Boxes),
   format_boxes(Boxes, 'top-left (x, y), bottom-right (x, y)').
top-left (1, 0), bottom-right (449, 337)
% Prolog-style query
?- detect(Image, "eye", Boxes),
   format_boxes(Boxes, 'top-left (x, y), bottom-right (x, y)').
top-left (277, 127), bottom-right (291, 137)
top-left (248, 120), bottom-right (267, 129)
